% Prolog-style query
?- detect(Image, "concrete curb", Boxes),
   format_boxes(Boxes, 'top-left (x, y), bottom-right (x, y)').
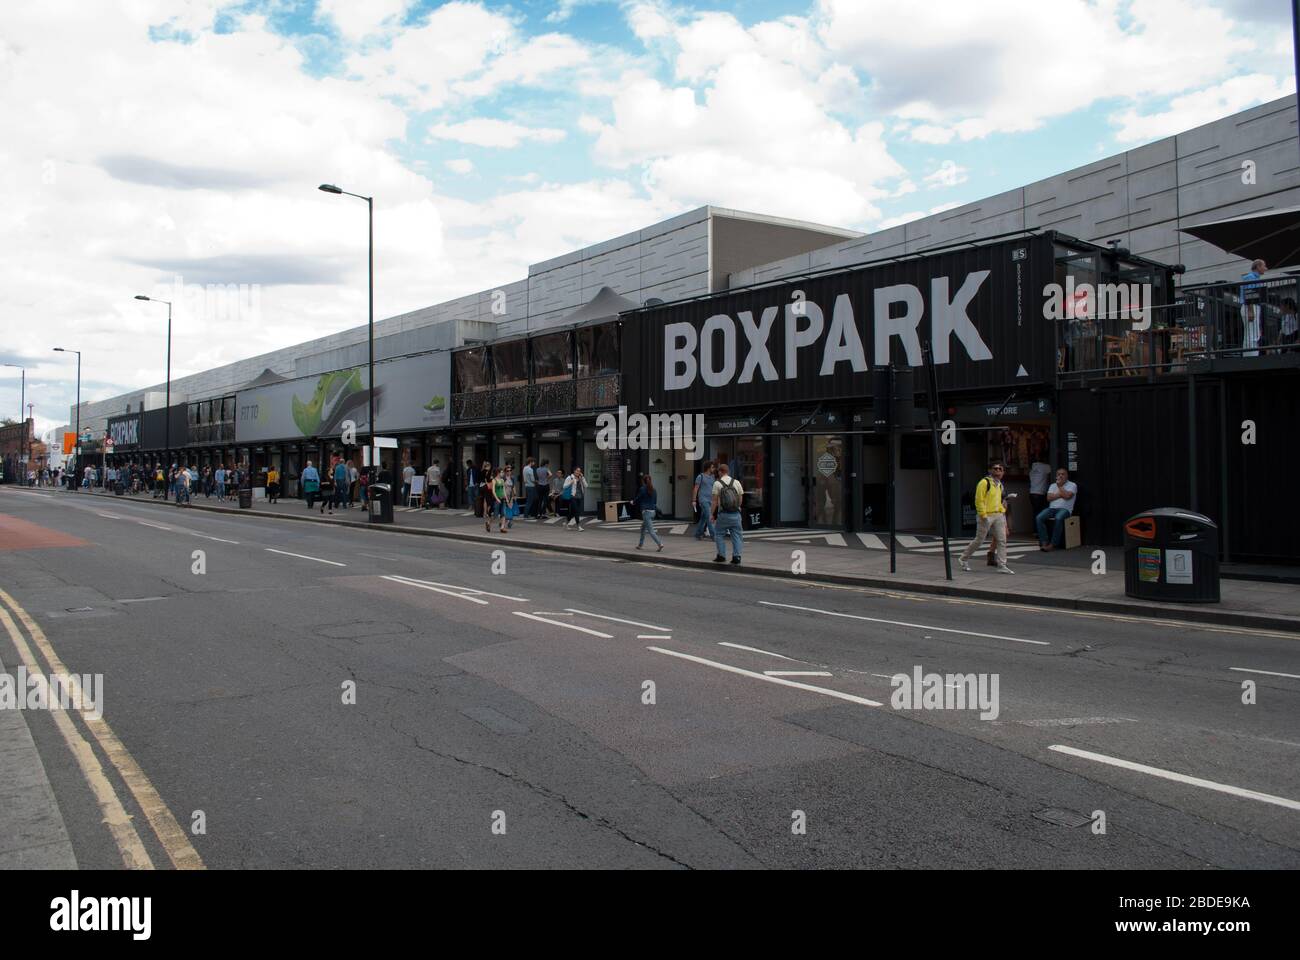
top-left (21, 487), bottom-right (1300, 635)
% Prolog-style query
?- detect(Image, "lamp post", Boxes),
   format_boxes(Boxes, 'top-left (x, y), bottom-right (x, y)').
top-left (3, 364), bottom-right (23, 484)
top-left (318, 183), bottom-right (375, 470)
top-left (135, 295), bottom-right (172, 498)
top-left (53, 347), bottom-right (80, 485)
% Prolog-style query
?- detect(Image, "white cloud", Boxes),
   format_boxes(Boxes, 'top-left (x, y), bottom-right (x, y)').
top-left (876, 211), bottom-right (924, 230)
top-left (1111, 73), bottom-right (1293, 143)
top-left (816, 0), bottom-right (1281, 140)
top-left (924, 160), bottom-right (968, 189)
top-left (445, 158), bottom-right (474, 174)
top-left (316, 0), bottom-right (415, 41)
top-left (587, 9), bottom-right (907, 224)
top-left (429, 119), bottom-right (567, 148)
top-left (929, 201), bottom-right (962, 215)
top-left (910, 124), bottom-right (954, 145)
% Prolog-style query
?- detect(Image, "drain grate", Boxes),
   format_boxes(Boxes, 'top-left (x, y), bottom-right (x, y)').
top-left (1034, 807), bottom-right (1091, 828)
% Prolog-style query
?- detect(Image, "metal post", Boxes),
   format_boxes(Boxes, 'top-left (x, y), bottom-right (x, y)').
top-left (1218, 378), bottom-right (1231, 563)
top-left (19, 368), bottom-right (25, 484)
top-left (164, 301), bottom-right (171, 498)
top-left (888, 365), bottom-right (897, 574)
top-left (1187, 373), bottom-right (1198, 512)
top-left (922, 344), bottom-right (953, 580)
top-left (368, 195), bottom-right (375, 473)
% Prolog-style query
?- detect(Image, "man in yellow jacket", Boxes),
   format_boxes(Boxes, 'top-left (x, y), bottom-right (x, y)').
top-left (960, 461), bottom-right (1014, 574)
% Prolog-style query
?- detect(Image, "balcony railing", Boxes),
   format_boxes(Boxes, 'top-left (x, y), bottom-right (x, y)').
top-left (452, 374), bottom-right (620, 423)
top-left (1057, 276), bottom-right (1300, 381)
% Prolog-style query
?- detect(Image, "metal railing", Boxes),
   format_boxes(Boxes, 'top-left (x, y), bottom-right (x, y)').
top-left (452, 375), bottom-right (620, 423)
top-left (1057, 276), bottom-right (1300, 380)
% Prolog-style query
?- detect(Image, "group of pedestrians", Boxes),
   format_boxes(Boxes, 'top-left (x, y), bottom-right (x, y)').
top-left (299, 455), bottom-right (361, 514)
top-left (468, 459), bottom-right (590, 533)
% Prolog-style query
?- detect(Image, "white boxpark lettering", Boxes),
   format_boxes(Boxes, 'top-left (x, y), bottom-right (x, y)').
top-left (664, 271), bottom-right (994, 392)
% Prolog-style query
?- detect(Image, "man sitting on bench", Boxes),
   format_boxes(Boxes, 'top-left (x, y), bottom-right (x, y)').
top-left (1035, 467), bottom-right (1077, 551)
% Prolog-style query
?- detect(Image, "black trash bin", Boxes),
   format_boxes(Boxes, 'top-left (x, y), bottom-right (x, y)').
top-left (1124, 507), bottom-right (1219, 603)
top-left (238, 486), bottom-right (253, 509)
top-left (368, 483), bottom-right (394, 524)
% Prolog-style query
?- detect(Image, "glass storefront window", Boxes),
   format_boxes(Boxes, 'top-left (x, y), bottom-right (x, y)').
top-left (711, 436), bottom-right (764, 516)
top-left (492, 339), bottom-right (528, 388)
top-left (531, 331), bottom-right (573, 382)
top-left (577, 322), bottom-right (618, 377)
top-left (454, 348), bottom-right (491, 392)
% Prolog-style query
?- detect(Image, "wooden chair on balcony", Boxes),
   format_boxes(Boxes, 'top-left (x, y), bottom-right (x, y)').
top-left (1103, 334), bottom-right (1134, 375)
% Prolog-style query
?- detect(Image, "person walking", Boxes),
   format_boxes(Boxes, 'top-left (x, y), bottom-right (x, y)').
top-left (215, 464), bottom-right (226, 501)
top-left (401, 461), bottom-right (415, 506)
top-left (501, 464), bottom-right (517, 530)
top-left (480, 465), bottom-right (497, 532)
top-left (332, 456), bottom-right (349, 513)
top-left (692, 460), bottom-right (717, 541)
top-left (562, 467), bottom-right (587, 531)
top-left (347, 459), bottom-right (359, 507)
top-left (711, 463), bottom-right (743, 564)
top-left (464, 460), bottom-right (479, 515)
top-left (533, 460), bottom-right (551, 518)
top-left (960, 461), bottom-right (1014, 574)
top-left (301, 460), bottom-right (320, 510)
top-left (634, 474), bottom-right (664, 551)
top-left (267, 464), bottom-right (280, 504)
top-left (424, 459), bottom-right (442, 509)
top-left (521, 458), bottom-right (537, 520)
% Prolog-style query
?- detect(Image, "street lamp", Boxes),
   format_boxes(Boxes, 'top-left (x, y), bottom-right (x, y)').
top-left (318, 183), bottom-right (375, 471)
top-left (3, 363), bottom-right (24, 484)
top-left (53, 347), bottom-right (80, 484)
top-left (135, 295), bottom-right (172, 498)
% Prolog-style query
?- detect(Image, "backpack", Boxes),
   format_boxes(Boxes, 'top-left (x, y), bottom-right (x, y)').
top-left (718, 477), bottom-right (740, 512)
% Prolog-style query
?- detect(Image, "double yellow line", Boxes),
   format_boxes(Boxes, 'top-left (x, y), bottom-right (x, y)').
top-left (0, 587), bottom-right (204, 870)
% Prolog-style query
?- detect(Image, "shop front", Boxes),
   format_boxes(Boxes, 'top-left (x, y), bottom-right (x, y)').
top-left (620, 232), bottom-right (1065, 535)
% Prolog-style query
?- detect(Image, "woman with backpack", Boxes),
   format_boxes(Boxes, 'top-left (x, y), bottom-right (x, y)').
top-left (633, 474), bottom-right (664, 551)
top-left (562, 467), bottom-right (587, 531)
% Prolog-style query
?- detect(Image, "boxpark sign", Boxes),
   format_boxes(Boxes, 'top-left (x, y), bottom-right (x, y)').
top-left (628, 234), bottom-right (1055, 412)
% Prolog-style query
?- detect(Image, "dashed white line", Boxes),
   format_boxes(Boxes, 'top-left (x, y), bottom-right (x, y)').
top-left (717, 641), bottom-right (804, 662)
top-left (758, 600), bottom-right (1047, 646)
top-left (513, 611), bottom-right (613, 638)
top-left (265, 548), bottom-right (346, 567)
top-left (189, 532), bottom-right (239, 544)
top-left (648, 647), bottom-right (881, 706)
top-left (118, 597), bottom-right (168, 604)
top-left (1048, 745), bottom-right (1300, 812)
top-left (763, 670), bottom-right (833, 677)
top-left (637, 634), bottom-right (673, 640)
top-left (1230, 667), bottom-right (1300, 680)
top-left (137, 520), bottom-right (175, 531)
top-left (563, 608), bottom-right (671, 631)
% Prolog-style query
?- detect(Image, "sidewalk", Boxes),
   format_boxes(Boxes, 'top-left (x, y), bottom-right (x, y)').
top-left (38, 486), bottom-right (1300, 634)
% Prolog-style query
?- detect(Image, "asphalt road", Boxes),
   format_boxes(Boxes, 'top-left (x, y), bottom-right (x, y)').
top-left (2, 486), bottom-right (1298, 869)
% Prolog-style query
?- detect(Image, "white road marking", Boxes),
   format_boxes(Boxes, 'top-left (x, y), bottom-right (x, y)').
top-left (856, 532), bottom-right (886, 549)
top-left (563, 608), bottom-right (671, 631)
top-left (137, 520), bottom-right (174, 531)
top-left (1230, 667), bottom-right (1300, 680)
top-left (97, 512), bottom-right (124, 519)
top-left (1000, 717), bottom-right (1137, 727)
top-left (386, 576), bottom-right (528, 602)
top-left (189, 532), bottom-right (239, 544)
top-left (118, 597), bottom-right (168, 604)
top-left (265, 548), bottom-right (346, 566)
top-left (1049, 745), bottom-right (1300, 812)
top-left (718, 641), bottom-right (803, 662)
top-left (637, 634), bottom-right (673, 640)
top-left (383, 576), bottom-right (487, 604)
top-left (758, 600), bottom-right (1047, 646)
top-left (648, 647), bottom-right (882, 707)
top-left (513, 611), bottom-right (613, 638)
top-left (764, 670), bottom-right (833, 677)
top-left (360, 553), bottom-right (403, 561)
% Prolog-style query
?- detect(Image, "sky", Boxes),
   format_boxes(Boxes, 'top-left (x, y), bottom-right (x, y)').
top-left (1, 0), bottom-right (1294, 436)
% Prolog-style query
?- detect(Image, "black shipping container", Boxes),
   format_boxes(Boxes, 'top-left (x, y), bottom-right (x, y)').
top-left (623, 233), bottom-right (1057, 414)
